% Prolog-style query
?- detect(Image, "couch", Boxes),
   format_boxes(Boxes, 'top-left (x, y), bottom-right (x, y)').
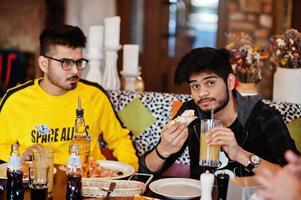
top-left (108, 90), bottom-right (301, 165)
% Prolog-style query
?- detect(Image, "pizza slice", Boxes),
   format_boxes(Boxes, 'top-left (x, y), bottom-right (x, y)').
top-left (168, 109), bottom-right (197, 127)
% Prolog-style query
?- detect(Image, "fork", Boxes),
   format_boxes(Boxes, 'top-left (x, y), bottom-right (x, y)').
top-left (104, 182), bottom-right (116, 200)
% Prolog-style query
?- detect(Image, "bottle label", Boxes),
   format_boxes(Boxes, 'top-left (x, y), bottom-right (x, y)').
top-left (7, 156), bottom-right (21, 170)
top-left (67, 155), bottom-right (82, 169)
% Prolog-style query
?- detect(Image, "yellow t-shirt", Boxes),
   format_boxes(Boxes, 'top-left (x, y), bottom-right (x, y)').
top-left (0, 79), bottom-right (138, 170)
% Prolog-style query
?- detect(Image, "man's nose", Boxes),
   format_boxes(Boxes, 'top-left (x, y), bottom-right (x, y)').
top-left (198, 87), bottom-right (209, 98)
top-left (70, 63), bottom-right (80, 74)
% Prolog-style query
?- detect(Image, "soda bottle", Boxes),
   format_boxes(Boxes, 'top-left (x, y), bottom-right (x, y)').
top-left (69, 97), bottom-right (90, 177)
top-left (6, 144), bottom-right (24, 200)
top-left (66, 144), bottom-right (82, 200)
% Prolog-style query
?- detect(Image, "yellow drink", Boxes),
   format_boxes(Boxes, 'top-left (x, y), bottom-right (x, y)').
top-left (200, 133), bottom-right (220, 167)
top-left (199, 119), bottom-right (222, 167)
top-left (70, 97), bottom-right (90, 177)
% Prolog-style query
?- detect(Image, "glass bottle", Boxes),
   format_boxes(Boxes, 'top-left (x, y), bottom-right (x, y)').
top-left (6, 144), bottom-right (24, 200)
top-left (70, 97), bottom-right (90, 177)
top-left (66, 144), bottom-right (82, 200)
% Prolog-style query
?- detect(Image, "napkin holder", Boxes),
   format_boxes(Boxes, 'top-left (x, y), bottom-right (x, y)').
top-left (227, 176), bottom-right (263, 200)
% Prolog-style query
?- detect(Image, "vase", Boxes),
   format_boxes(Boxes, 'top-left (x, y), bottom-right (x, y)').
top-left (236, 82), bottom-right (257, 96)
top-left (273, 67), bottom-right (301, 104)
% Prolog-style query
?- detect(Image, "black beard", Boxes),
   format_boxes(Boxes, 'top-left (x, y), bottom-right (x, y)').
top-left (70, 82), bottom-right (77, 89)
top-left (201, 87), bottom-right (230, 116)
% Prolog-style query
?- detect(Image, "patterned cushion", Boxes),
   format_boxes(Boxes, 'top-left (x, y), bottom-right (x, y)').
top-left (108, 90), bottom-right (301, 164)
top-left (263, 100), bottom-right (301, 123)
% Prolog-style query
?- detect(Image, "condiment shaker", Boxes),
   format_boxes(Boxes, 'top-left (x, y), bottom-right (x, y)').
top-left (200, 170), bottom-right (214, 200)
top-left (217, 171), bottom-right (230, 200)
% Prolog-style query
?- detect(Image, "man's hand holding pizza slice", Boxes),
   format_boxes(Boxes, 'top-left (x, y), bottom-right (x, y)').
top-left (156, 110), bottom-right (197, 158)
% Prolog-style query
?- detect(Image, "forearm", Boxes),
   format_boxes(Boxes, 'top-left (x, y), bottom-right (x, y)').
top-left (236, 147), bottom-right (281, 174)
top-left (144, 148), bottom-right (167, 172)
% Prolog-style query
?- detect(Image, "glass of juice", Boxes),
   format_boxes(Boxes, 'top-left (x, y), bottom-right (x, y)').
top-left (199, 119), bottom-right (223, 168)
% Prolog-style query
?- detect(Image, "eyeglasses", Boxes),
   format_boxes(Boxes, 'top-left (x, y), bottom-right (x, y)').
top-left (43, 55), bottom-right (89, 71)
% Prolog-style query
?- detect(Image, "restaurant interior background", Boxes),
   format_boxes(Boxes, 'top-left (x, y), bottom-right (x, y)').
top-left (0, 0), bottom-right (301, 98)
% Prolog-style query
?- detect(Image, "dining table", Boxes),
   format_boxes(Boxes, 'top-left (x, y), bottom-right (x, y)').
top-left (0, 164), bottom-right (218, 200)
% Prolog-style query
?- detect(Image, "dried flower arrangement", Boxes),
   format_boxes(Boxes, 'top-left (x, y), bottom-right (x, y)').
top-left (269, 29), bottom-right (301, 68)
top-left (226, 32), bottom-right (269, 83)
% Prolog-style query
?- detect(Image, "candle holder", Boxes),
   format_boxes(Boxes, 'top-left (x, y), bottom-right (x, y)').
top-left (86, 47), bottom-right (104, 85)
top-left (120, 70), bottom-right (144, 92)
top-left (102, 45), bottom-right (122, 90)
top-left (86, 25), bottom-right (104, 85)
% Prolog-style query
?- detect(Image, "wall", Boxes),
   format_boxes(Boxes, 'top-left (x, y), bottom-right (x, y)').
top-left (226, 0), bottom-right (273, 46)
top-left (0, 0), bottom-right (45, 53)
top-left (66, 0), bottom-right (116, 39)
top-left (0, 0), bottom-right (46, 80)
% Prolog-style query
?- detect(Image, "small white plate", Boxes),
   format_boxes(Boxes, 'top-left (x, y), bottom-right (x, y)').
top-left (0, 163), bottom-right (57, 182)
top-left (149, 178), bottom-right (202, 200)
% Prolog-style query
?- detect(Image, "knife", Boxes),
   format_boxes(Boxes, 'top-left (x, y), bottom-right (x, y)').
top-left (104, 182), bottom-right (116, 200)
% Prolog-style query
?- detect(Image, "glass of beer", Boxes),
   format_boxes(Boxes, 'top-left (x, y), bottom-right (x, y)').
top-left (32, 148), bottom-right (54, 198)
top-left (199, 119), bottom-right (223, 168)
top-left (29, 166), bottom-right (49, 200)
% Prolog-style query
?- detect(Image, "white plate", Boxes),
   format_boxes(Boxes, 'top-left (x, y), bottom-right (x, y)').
top-left (0, 163), bottom-right (57, 181)
top-left (149, 178), bottom-right (202, 200)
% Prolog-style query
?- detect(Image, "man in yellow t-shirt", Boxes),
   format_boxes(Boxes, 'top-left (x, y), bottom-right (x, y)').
top-left (0, 24), bottom-right (138, 170)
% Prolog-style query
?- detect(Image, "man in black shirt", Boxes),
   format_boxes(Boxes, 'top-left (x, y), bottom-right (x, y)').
top-left (139, 47), bottom-right (299, 179)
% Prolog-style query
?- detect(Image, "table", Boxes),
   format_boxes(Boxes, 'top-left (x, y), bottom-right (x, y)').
top-left (1, 164), bottom-right (217, 200)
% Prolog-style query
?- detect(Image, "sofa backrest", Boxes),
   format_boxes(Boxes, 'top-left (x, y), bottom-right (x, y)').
top-left (108, 90), bottom-right (301, 164)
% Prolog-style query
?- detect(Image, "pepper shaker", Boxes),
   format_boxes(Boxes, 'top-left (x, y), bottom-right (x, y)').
top-left (200, 170), bottom-right (214, 200)
top-left (217, 171), bottom-right (230, 200)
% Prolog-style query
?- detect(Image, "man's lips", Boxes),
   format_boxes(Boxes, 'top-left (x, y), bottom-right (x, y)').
top-left (197, 98), bottom-right (214, 106)
top-left (66, 76), bottom-right (79, 82)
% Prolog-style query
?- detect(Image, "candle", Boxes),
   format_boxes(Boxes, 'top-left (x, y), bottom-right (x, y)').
top-left (104, 16), bottom-right (121, 47)
top-left (88, 25), bottom-right (104, 48)
top-left (123, 44), bottom-right (139, 74)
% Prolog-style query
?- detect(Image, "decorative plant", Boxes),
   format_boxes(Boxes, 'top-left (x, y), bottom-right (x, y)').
top-left (226, 32), bottom-right (269, 83)
top-left (269, 29), bottom-right (301, 68)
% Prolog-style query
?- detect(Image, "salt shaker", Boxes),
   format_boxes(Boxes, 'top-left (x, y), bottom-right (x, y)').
top-left (217, 171), bottom-right (230, 200)
top-left (200, 170), bottom-right (214, 200)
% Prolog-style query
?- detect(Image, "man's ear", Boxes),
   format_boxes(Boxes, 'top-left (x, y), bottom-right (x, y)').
top-left (38, 55), bottom-right (48, 73)
top-left (227, 73), bottom-right (236, 90)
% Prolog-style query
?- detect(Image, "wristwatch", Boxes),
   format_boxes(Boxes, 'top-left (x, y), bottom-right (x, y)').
top-left (246, 154), bottom-right (261, 172)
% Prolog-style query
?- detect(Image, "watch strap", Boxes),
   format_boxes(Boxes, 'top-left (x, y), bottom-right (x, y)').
top-left (246, 154), bottom-right (260, 172)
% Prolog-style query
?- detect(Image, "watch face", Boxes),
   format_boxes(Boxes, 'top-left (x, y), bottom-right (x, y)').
top-left (250, 155), bottom-right (261, 165)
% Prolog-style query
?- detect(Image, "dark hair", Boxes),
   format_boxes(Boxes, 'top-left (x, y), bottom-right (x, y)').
top-left (40, 24), bottom-right (87, 55)
top-left (174, 47), bottom-right (233, 84)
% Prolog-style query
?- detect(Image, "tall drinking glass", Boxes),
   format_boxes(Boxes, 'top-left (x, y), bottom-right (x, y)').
top-left (29, 166), bottom-right (49, 200)
top-left (199, 119), bottom-right (223, 168)
top-left (32, 148), bottom-right (54, 198)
